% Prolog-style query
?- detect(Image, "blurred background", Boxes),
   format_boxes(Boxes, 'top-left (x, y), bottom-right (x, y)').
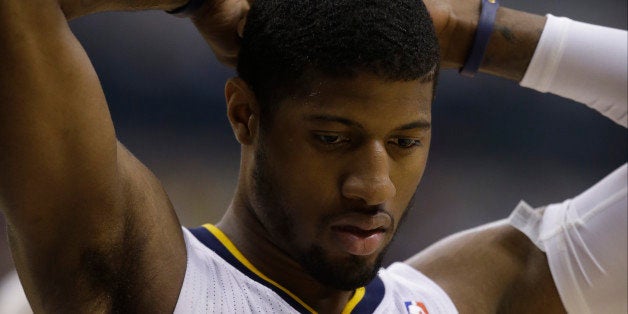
top-left (0, 0), bottom-right (625, 309)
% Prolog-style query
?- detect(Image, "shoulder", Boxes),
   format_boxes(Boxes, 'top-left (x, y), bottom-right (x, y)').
top-left (404, 220), bottom-right (565, 313)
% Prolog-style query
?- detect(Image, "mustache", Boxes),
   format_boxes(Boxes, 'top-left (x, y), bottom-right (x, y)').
top-left (345, 204), bottom-right (387, 215)
top-left (320, 205), bottom-right (395, 229)
top-left (323, 192), bottom-right (417, 231)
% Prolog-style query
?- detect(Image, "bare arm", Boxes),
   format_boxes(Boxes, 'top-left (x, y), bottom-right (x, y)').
top-left (406, 221), bottom-right (565, 313)
top-left (0, 0), bottom-right (246, 311)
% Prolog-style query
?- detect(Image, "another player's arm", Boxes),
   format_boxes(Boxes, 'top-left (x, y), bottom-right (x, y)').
top-left (0, 0), bottom-right (245, 312)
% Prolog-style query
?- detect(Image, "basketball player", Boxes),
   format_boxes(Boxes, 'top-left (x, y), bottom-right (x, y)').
top-left (0, 0), bottom-right (625, 313)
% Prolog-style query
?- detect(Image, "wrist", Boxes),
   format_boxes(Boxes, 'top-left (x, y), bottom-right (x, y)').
top-left (480, 8), bottom-right (546, 81)
top-left (460, 0), bottom-right (500, 77)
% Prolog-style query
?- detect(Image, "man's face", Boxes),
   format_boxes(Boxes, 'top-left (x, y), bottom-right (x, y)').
top-left (249, 74), bottom-right (432, 290)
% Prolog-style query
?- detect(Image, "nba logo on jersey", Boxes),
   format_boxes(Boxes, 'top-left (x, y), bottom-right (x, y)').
top-left (404, 301), bottom-right (429, 314)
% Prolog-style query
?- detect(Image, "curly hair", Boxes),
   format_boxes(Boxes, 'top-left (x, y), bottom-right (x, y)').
top-left (237, 0), bottom-right (439, 111)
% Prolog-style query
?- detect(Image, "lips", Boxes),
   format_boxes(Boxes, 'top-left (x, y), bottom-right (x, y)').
top-left (329, 212), bottom-right (392, 256)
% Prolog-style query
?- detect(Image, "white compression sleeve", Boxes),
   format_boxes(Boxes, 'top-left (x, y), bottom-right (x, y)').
top-left (511, 15), bottom-right (627, 313)
top-left (509, 164), bottom-right (627, 314)
top-left (520, 15), bottom-right (628, 127)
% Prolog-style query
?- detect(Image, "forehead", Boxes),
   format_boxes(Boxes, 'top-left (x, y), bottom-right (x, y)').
top-left (277, 74), bottom-right (433, 123)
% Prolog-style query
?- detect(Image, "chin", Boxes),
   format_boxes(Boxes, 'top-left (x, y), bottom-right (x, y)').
top-left (296, 244), bottom-right (387, 290)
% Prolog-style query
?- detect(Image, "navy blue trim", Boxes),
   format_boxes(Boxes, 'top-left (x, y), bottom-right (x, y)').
top-left (351, 275), bottom-right (386, 314)
top-left (188, 227), bottom-right (312, 313)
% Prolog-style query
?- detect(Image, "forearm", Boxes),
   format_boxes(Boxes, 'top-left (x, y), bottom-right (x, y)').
top-left (520, 16), bottom-right (627, 127)
top-left (433, 1), bottom-right (546, 81)
top-left (480, 7), bottom-right (546, 81)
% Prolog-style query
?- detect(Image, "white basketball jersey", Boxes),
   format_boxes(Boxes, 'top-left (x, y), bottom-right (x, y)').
top-left (174, 224), bottom-right (458, 313)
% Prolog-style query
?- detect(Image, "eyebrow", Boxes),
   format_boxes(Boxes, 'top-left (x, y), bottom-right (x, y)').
top-left (304, 114), bottom-right (431, 131)
top-left (396, 120), bottom-right (432, 131)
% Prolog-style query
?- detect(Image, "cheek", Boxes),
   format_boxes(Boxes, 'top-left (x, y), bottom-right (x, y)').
top-left (270, 129), bottom-right (335, 181)
top-left (391, 153), bottom-right (429, 204)
top-left (265, 137), bottom-right (340, 213)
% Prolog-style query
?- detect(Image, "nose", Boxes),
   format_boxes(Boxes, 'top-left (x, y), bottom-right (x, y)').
top-left (341, 142), bottom-right (396, 205)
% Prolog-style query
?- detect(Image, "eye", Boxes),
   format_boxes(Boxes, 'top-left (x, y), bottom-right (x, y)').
top-left (316, 134), bottom-right (348, 145)
top-left (390, 138), bottom-right (421, 148)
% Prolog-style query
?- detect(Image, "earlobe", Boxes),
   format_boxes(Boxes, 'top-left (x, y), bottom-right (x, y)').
top-left (225, 77), bottom-right (259, 145)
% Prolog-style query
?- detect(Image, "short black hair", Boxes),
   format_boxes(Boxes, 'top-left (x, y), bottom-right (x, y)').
top-left (237, 0), bottom-right (439, 110)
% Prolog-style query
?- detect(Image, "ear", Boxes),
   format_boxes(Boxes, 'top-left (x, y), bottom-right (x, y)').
top-left (225, 77), bottom-right (259, 145)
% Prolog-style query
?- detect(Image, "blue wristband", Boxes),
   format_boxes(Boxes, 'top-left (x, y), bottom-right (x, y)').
top-left (167, 0), bottom-right (206, 18)
top-left (460, 0), bottom-right (500, 77)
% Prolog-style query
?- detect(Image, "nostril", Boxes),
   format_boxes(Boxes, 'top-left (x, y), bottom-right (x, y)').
top-left (341, 175), bottom-right (396, 205)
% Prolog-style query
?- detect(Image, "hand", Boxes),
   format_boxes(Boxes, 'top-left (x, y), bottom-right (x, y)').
top-left (423, 0), bottom-right (481, 69)
top-left (191, 0), bottom-right (251, 67)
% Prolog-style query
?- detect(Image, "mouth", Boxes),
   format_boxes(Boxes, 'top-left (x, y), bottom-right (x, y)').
top-left (331, 225), bottom-right (386, 237)
top-left (329, 213), bottom-right (392, 256)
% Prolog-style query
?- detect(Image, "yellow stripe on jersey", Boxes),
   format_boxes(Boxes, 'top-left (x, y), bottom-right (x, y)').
top-left (342, 287), bottom-right (366, 314)
top-left (204, 224), bottom-right (318, 314)
top-left (204, 224), bottom-right (369, 314)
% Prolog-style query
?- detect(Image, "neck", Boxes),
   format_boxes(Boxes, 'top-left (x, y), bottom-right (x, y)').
top-left (217, 196), bottom-right (355, 313)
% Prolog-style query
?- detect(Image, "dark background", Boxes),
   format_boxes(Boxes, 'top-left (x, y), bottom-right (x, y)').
top-left (1, 0), bottom-right (626, 283)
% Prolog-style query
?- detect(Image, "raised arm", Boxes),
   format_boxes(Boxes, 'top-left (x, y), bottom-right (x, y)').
top-left (408, 0), bottom-right (626, 312)
top-left (0, 0), bottom-right (246, 312)
top-left (427, 0), bottom-right (627, 124)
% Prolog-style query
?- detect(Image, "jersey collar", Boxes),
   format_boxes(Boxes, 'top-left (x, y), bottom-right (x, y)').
top-left (189, 224), bottom-right (386, 314)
